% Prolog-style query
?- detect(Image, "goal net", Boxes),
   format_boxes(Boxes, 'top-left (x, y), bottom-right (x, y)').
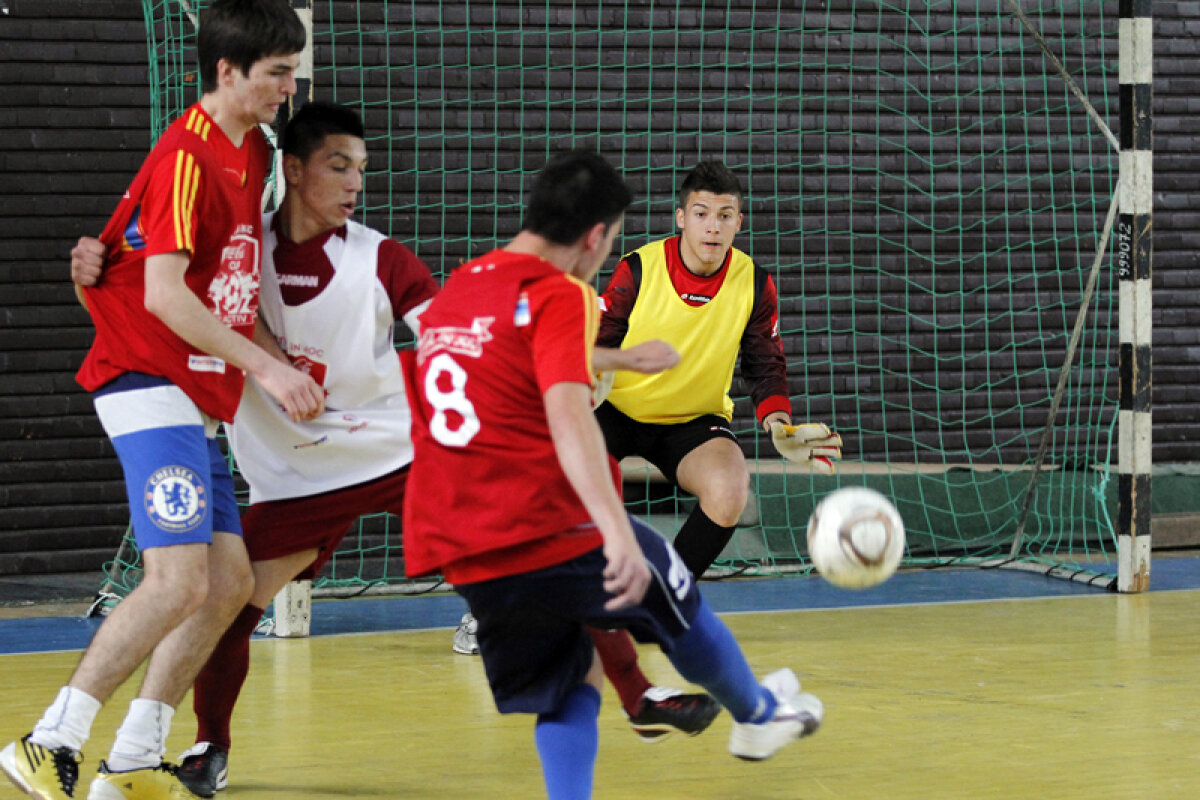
top-left (101, 0), bottom-right (1124, 610)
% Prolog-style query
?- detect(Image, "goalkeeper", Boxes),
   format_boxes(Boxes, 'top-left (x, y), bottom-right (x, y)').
top-left (588, 160), bottom-right (842, 732)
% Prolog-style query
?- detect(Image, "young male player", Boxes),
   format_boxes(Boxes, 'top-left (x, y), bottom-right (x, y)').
top-left (403, 149), bottom-right (823, 800)
top-left (0, 3), bottom-right (316, 799)
top-left (177, 101), bottom-right (438, 797)
top-left (69, 102), bottom-right (440, 798)
top-left (586, 160), bottom-right (844, 727)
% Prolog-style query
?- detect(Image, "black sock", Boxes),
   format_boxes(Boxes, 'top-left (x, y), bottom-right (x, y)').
top-left (671, 506), bottom-right (737, 578)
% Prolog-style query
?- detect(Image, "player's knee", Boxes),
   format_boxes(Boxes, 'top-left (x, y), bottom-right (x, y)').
top-left (140, 571), bottom-right (209, 619)
top-left (210, 557), bottom-right (254, 612)
top-left (141, 548), bottom-right (209, 608)
top-left (703, 479), bottom-right (749, 526)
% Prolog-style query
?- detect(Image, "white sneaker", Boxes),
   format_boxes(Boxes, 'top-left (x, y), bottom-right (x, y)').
top-left (452, 613), bottom-right (479, 655)
top-left (728, 668), bottom-right (823, 761)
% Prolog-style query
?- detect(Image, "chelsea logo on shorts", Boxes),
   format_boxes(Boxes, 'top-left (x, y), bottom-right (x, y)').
top-left (144, 465), bottom-right (207, 533)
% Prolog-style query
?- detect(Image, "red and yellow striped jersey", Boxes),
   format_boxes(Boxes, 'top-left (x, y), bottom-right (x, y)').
top-left (77, 103), bottom-right (270, 421)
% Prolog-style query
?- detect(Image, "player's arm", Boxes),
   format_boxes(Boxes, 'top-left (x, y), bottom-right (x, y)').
top-left (544, 381), bottom-right (650, 610)
top-left (592, 339), bottom-right (679, 373)
top-left (377, 238), bottom-right (438, 338)
top-left (252, 317), bottom-right (290, 364)
top-left (143, 251), bottom-right (324, 422)
top-left (595, 257), bottom-right (638, 348)
top-left (739, 271), bottom-right (792, 431)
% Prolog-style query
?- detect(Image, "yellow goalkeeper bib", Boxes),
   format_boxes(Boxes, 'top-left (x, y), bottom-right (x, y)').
top-left (607, 240), bottom-right (756, 424)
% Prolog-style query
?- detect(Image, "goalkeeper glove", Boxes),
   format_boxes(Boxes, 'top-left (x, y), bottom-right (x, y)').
top-left (770, 421), bottom-right (843, 474)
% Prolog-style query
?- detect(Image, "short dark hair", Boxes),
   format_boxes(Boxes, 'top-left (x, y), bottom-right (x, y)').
top-left (198, 0), bottom-right (307, 94)
top-left (678, 160), bottom-right (743, 210)
top-left (523, 150), bottom-right (632, 245)
top-left (281, 102), bottom-right (365, 162)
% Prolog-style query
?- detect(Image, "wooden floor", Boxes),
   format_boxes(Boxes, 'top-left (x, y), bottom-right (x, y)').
top-left (3, 589), bottom-right (1200, 799)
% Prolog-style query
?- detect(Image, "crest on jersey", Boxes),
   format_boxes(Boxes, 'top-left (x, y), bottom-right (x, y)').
top-left (418, 317), bottom-right (495, 363)
top-left (208, 225), bottom-right (260, 327)
top-left (144, 465), bottom-right (207, 533)
top-left (290, 354), bottom-right (328, 386)
top-left (514, 293), bottom-right (531, 327)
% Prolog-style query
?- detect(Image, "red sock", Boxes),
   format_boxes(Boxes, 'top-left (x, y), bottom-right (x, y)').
top-left (588, 628), bottom-right (652, 716)
top-left (192, 604), bottom-right (264, 750)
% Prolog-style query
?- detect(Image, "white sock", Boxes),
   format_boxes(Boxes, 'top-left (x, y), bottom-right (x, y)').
top-left (105, 698), bottom-right (175, 772)
top-left (29, 686), bottom-right (102, 752)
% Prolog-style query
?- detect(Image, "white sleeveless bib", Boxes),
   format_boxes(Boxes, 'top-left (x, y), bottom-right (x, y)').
top-left (228, 215), bottom-right (421, 502)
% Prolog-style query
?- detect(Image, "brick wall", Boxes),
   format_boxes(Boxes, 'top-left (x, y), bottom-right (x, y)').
top-left (1, 1), bottom-right (1196, 577)
top-left (0, 0), bottom-right (151, 576)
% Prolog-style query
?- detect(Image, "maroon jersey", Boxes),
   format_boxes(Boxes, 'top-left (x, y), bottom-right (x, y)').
top-left (77, 103), bottom-right (270, 421)
top-left (402, 250), bottom-right (609, 583)
top-left (269, 217), bottom-right (436, 317)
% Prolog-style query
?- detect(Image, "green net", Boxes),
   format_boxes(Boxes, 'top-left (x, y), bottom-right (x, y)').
top-left (104, 0), bottom-right (1120, 604)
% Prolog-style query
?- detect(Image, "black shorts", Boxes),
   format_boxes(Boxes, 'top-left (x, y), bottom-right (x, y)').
top-left (455, 516), bottom-right (701, 715)
top-left (594, 401), bottom-right (739, 485)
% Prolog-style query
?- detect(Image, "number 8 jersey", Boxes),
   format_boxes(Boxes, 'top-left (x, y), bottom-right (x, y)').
top-left (401, 249), bottom-right (611, 584)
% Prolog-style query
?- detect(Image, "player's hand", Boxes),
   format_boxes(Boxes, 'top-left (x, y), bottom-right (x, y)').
top-left (71, 236), bottom-right (106, 287)
top-left (770, 421), bottom-right (843, 474)
top-left (257, 360), bottom-right (326, 423)
top-left (602, 530), bottom-right (651, 611)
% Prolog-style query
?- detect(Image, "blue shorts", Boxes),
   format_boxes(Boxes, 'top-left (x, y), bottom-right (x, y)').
top-left (93, 373), bottom-right (241, 550)
top-left (455, 516), bottom-right (701, 715)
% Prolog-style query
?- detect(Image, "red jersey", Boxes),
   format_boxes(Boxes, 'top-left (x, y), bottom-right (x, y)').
top-left (77, 103), bottom-right (270, 421)
top-left (402, 250), bottom-right (611, 583)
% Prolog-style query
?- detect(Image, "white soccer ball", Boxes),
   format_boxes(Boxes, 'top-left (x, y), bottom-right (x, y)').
top-left (806, 487), bottom-right (905, 589)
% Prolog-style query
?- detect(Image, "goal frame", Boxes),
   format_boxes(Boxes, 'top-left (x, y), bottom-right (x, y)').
top-left (100, 0), bottom-right (1154, 633)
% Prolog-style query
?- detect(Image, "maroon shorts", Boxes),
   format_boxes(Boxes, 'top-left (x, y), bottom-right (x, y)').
top-left (241, 465), bottom-right (410, 580)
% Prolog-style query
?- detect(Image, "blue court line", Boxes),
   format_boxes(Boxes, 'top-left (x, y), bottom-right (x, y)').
top-left (4, 557), bottom-right (1200, 657)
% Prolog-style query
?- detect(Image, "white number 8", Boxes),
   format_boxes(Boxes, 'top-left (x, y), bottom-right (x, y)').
top-left (424, 353), bottom-right (480, 447)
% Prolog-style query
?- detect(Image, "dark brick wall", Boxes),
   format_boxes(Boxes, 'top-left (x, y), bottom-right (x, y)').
top-left (1, 2), bottom-right (1196, 577)
top-left (0, 0), bottom-right (152, 576)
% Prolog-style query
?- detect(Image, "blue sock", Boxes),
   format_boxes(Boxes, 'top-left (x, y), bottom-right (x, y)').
top-left (666, 596), bottom-right (777, 724)
top-left (535, 683), bottom-right (601, 800)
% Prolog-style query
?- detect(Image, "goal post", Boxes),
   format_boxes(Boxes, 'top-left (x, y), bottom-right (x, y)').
top-left (98, 1), bottom-right (1149, 623)
top-left (1115, 0), bottom-right (1153, 592)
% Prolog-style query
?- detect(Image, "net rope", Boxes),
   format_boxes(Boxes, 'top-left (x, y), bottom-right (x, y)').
top-left (101, 1), bottom-right (1120, 606)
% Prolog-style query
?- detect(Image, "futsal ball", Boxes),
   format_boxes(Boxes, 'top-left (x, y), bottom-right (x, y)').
top-left (806, 487), bottom-right (905, 589)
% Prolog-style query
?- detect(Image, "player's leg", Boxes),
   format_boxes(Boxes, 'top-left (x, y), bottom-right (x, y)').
top-left (668, 419), bottom-right (749, 577)
top-left (534, 653), bottom-right (603, 800)
top-left (182, 467), bottom-right (409, 796)
top-left (588, 627), bottom-right (719, 741)
top-left (2, 392), bottom-right (218, 800)
top-left (667, 593), bottom-right (823, 760)
top-left (179, 547), bottom-right (315, 797)
top-left (454, 578), bottom-right (601, 800)
top-left (612, 519), bottom-right (823, 761)
top-left (90, 433), bottom-right (252, 800)
top-left (70, 542), bottom-right (213, 715)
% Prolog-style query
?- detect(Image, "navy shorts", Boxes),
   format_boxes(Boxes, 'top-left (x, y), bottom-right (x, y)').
top-left (455, 516), bottom-right (701, 715)
top-left (594, 402), bottom-right (738, 485)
